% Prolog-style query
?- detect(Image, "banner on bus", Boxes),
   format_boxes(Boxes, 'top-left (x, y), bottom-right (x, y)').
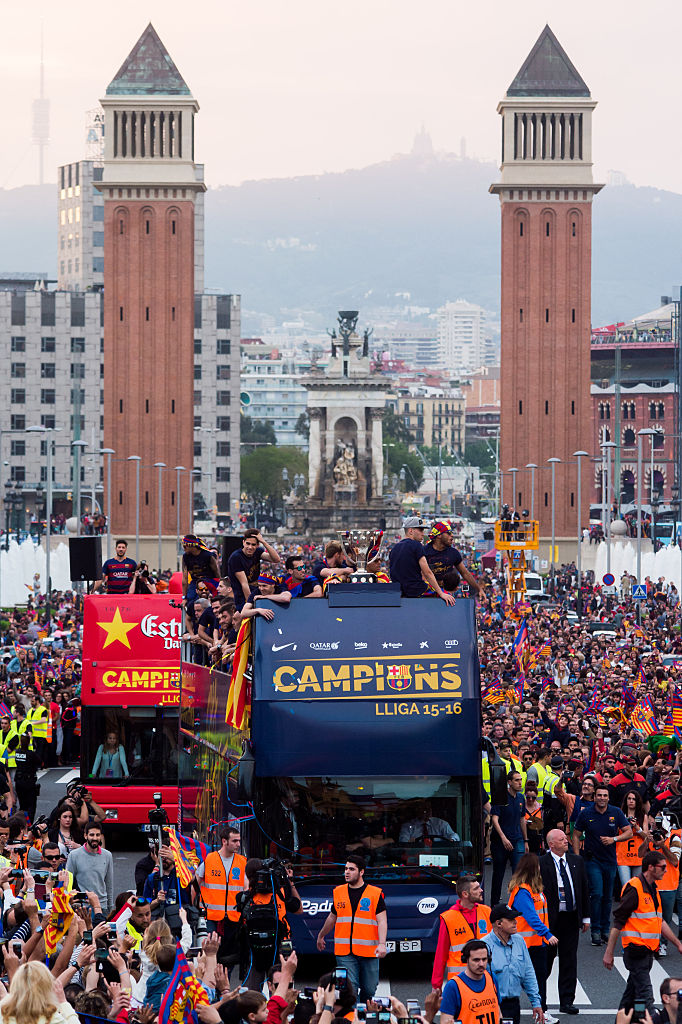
top-left (250, 598), bottom-right (480, 777)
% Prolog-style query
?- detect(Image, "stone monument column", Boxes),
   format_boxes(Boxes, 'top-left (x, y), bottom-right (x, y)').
top-left (370, 408), bottom-right (384, 497)
top-left (308, 408), bottom-right (323, 498)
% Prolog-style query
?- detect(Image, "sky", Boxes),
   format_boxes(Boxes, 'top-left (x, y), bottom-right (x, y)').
top-left (2, 0), bottom-right (682, 193)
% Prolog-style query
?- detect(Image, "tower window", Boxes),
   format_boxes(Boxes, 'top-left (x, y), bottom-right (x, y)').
top-left (571, 400), bottom-right (575, 415)
top-left (544, 492), bottom-right (548, 507)
top-left (571, 308), bottom-right (576, 323)
top-left (145, 220), bottom-right (150, 234)
top-left (519, 400), bottom-right (523, 415)
top-left (570, 492), bottom-right (574, 507)
top-left (119, 491), bottom-right (123, 505)
top-left (119, 220), bottom-right (124, 234)
top-left (119, 306), bottom-right (124, 321)
top-left (119, 399), bottom-right (123, 413)
top-left (572, 221), bottom-right (577, 237)
top-left (519, 308), bottom-right (523, 323)
top-left (545, 222), bottom-right (550, 237)
top-left (145, 491), bottom-right (149, 506)
top-left (145, 399), bottom-right (149, 413)
top-left (171, 306), bottom-right (176, 321)
top-left (545, 308), bottom-right (550, 323)
top-left (171, 220), bottom-right (176, 235)
top-left (545, 400), bottom-right (549, 415)
top-left (171, 399), bottom-right (175, 413)
top-left (145, 307), bottom-right (150, 321)
top-left (519, 221), bottom-right (523, 237)
top-left (171, 490), bottom-right (175, 506)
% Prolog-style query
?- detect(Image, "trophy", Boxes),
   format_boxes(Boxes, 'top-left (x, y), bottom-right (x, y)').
top-left (338, 529), bottom-right (384, 584)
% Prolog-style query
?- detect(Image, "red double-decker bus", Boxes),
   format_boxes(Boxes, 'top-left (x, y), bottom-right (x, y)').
top-left (80, 594), bottom-right (183, 826)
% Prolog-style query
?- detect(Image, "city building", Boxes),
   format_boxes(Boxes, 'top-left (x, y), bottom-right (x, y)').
top-left (240, 339), bottom-right (309, 447)
top-left (57, 161), bottom-right (104, 292)
top-left (373, 323), bottom-right (441, 368)
top-left (0, 282), bottom-right (240, 526)
top-left (590, 302), bottom-right (675, 506)
top-left (461, 365), bottom-right (501, 443)
top-left (491, 25), bottom-right (601, 536)
top-left (436, 299), bottom-right (493, 372)
top-left (387, 385), bottom-right (465, 452)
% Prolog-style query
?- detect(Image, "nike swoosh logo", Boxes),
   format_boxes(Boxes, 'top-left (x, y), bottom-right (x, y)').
top-left (271, 642), bottom-right (297, 652)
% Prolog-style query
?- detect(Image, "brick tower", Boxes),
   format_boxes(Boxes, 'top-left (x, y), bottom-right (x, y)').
top-left (99, 25), bottom-right (203, 536)
top-left (491, 26), bottom-right (602, 544)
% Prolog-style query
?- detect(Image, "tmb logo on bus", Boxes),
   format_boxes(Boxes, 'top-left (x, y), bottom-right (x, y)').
top-left (271, 656), bottom-right (462, 699)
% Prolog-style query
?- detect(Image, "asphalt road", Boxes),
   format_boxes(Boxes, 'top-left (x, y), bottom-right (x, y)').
top-left (34, 769), bottom-right (681, 1018)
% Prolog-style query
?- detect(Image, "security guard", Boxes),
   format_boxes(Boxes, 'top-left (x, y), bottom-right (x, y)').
top-left (439, 938), bottom-right (500, 1024)
top-left (316, 854), bottom-right (388, 1004)
top-left (604, 851), bottom-right (682, 1014)
top-left (432, 874), bottom-right (492, 987)
top-left (0, 716), bottom-right (19, 779)
top-left (527, 748), bottom-right (561, 806)
top-left (196, 826), bottom-right (246, 966)
top-left (26, 695), bottom-right (49, 766)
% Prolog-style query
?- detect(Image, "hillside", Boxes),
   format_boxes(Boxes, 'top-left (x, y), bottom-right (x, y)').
top-left (1, 153), bottom-right (681, 325)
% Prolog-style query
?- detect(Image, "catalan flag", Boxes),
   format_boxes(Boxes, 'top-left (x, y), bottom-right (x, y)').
top-left (482, 683), bottom-right (506, 705)
top-left (671, 686), bottom-right (682, 731)
top-left (43, 887), bottom-right (74, 957)
top-left (511, 619), bottom-right (530, 666)
top-left (168, 828), bottom-right (196, 889)
top-left (225, 618), bottom-right (252, 731)
top-left (539, 644), bottom-right (552, 658)
top-left (159, 942), bottom-right (209, 1024)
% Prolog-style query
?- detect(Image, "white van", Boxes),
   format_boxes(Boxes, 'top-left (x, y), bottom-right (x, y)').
top-left (524, 572), bottom-right (545, 597)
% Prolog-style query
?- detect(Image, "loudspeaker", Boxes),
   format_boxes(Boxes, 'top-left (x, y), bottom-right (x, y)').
top-left (222, 535), bottom-right (243, 570)
top-left (69, 536), bottom-right (103, 582)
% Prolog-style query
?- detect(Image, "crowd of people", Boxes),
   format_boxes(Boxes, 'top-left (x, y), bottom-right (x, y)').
top-left (5, 516), bottom-right (682, 1024)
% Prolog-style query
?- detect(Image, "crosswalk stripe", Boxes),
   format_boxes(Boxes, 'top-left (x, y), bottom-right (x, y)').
top-left (54, 768), bottom-right (79, 785)
top-left (375, 981), bottom-right (392, 999)
top-left (545, 956), bottom-right (591, 1005)
top-left (37, 770), bottom-right (48, 780)
top-left (614, 955), bottom-right (670, 994)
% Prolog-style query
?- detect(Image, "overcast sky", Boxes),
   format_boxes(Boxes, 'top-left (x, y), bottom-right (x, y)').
top-left (2, 0), bottom-right (681, 192)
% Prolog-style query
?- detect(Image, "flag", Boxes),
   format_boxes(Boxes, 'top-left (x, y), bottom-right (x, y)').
top-left (539, 644), bottom-right (552, 658)
top-left (482, 683), bottom-right (506, 705)
top-left (511, 619), bottom-right (529, 666)
top-left (621, 686), bottom-right (637, 714)
top-left (225, 619), bottom-right (252, 731)
top-left (540, 676), bottom-right (553, 694)
top-left (168, 828), bottom-right (196, 889)
top-left (585, 739), bottom-right (597, 772)
top-left (586, 684), bottom-right (606, 715)
top-left (43, 887), bottom-right (74, 956)
top-left (664, 711), bottom-right (675, 737)
top-left (159, 942), bottom-right (209, 1024)
top-left (33, 668), bottom-right (42, 693)
top-left (671, 687), bottom-right (682, 731)
top-left (635, 665), bottom-right (647, 690)
top-left (514, 670), bottom-right (526, 705)
top-left (631, 696), bottom-right (657, 736)
top-left (0, 703), bottom-right (11, 719)
top-left (175, 832), bottom-right (209, 865)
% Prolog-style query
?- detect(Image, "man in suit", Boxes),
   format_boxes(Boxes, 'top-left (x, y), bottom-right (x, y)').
top-left (539, 827), bottom-right (590, 1016)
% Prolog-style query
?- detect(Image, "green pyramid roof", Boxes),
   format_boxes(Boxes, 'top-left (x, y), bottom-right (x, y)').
top-left (106, 24), bottom-right (190, 96)
top-left (508, 25), bottom-right (590, 97)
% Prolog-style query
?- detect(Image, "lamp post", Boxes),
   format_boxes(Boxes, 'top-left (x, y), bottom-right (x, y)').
top-left (547, 458), bottom-right (561, 593)
top-left (525, 463), bottom-right (537, 521)
top-left (281, 467), bottom-right (289, 526)
top-left (127, 456), bottom-right (141, 561)
top-left (154, 463), bottom-right (166, 576)
top-left (636, 429), bottom-right (655, 588)
top-left (601, 441), bottom-right (617, 574)
top-left (174, 466), bottom-right (185, 570)
top-left (573, 451), bottom-right (588, 618)
top-left (196, 426), bottom-right (218, 519)
top-left (99, 449), bottom-right (115, 561)
top-left (27, 425), bottom-right (61, 623)
top-left (508, 468), bottom-right (519, 509)
top-left (71, 440), bottom-right (88, 536)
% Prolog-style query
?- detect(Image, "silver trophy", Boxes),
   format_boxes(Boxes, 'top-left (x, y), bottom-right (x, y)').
top-left (338, 529), bottom-right (384, 584)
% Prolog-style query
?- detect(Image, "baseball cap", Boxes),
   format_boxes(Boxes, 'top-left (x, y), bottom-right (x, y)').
top-left (403, 516), bottom-right (426, 530)
top-left (490, 903), bottom-right (520, 923)
top-left (429, 520), bottom-right (452, 538)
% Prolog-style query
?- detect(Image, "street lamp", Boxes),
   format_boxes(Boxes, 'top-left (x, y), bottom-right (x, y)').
top-left (127, 456), bottom-right (141, 561)
top-left (154, 463), bottom-right (166, 575)
top-left (281, 467), bottom-right (289, 525)
top-left (71, 440), bottom-right (88, 536)
top-left (27, 425), bottom-right (61, 622)
top-left (525, 464), bottom-right (538, 522)
top-left (98, 449), bottom-right (115, 561)
top-left (573, 451), bottom-right (588, 618)
top-left (636, 429), bottom-right (656, 589)
top-left (174, 466), bottom-right (185, 570)
top-left (600, 441), bottom-right (617, 574)
top-left (547, 458), bottom-right (561, 592)
top-left (508, 468), bottom-right (519, 509)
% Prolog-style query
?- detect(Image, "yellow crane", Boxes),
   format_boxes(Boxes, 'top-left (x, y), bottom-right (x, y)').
top-left (494, 513), bottom-right (539, 606)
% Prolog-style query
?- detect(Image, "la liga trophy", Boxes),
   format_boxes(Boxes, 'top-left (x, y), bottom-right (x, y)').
top-left (338, 529), bottom-right (384, 583)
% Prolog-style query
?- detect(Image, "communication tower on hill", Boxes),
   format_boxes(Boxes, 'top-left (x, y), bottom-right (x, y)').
top-left (32, 29), bottom-right (50, 186)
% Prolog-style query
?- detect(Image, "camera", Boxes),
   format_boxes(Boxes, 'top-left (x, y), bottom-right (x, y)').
top-left (653, 815), bottom-right (668, 844)
top-left (30, 815), bottom-right (48, 838)
top-left (253, 857), bottom-right (289, 895)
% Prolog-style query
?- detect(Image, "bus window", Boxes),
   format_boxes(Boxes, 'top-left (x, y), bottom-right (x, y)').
top-left (83, 707), bottom-right (179, 786)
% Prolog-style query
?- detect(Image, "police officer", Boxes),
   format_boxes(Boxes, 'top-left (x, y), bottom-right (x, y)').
top-left (316, 854), bottom-right (387, 1004)
top-left (13, 734), bottom-right (40, 823)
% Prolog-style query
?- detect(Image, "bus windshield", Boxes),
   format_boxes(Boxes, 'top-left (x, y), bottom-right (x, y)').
top-left (253, 774), bottom-right (477, 878)
top-left (82, 707), bottom-right (179, 786)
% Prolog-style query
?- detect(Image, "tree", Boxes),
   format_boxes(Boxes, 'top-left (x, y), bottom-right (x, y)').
top-left (464, 439), bottom-right (497, 473)
top-left (384, 443), bottom-right (424, 491)
top-left (294, 411), bottom-right (310, 441)
top-left (240, 445), bottom-right (308, 518)
top-left (382, 408), bottom-right (413, 446)
top-left (240, 415), bottom-right (277, 447)
top-left (421, 445), bottom-right (458, 467)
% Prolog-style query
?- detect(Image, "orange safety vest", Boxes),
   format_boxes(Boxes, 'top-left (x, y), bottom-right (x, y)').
top-left (451, 971), bottom-right (500, 1024)
top-left (620, 876), bottom-right (662, 950)
top-left (508, 884), bottom-right (549, 948)
top-left (649, 831), bottom-right (681, 892)
top-left (199, 852), bottom-right (246, 922)
top-left (333, 883), bottom-right (383, 957)
top-left (617, 828), bottom-right (643, 867)
top-left (441, 904), bottom-right (492, 979)
top-left (252, 892), bottom-right (290, 938)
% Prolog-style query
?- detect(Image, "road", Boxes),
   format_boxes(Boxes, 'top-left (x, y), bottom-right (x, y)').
top-left (34, 768), bottom-right (680, 1016)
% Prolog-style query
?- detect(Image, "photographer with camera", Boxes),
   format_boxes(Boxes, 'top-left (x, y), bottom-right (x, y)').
top-left (237, 856), bottom-right (301, 993)
top-left (142, 841), bottom-right (195, 936)
top-left (129, 562), bottom-right (157, 595)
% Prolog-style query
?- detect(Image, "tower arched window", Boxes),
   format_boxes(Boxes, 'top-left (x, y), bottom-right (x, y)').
top-left (623, 428), bottom-right (635, 447)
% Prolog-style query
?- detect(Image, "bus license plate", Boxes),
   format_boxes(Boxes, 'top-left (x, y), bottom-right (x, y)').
top-left (399, 940), bottom-right (421, 952)
top-left (385, 941), bottom-right (396, 953)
